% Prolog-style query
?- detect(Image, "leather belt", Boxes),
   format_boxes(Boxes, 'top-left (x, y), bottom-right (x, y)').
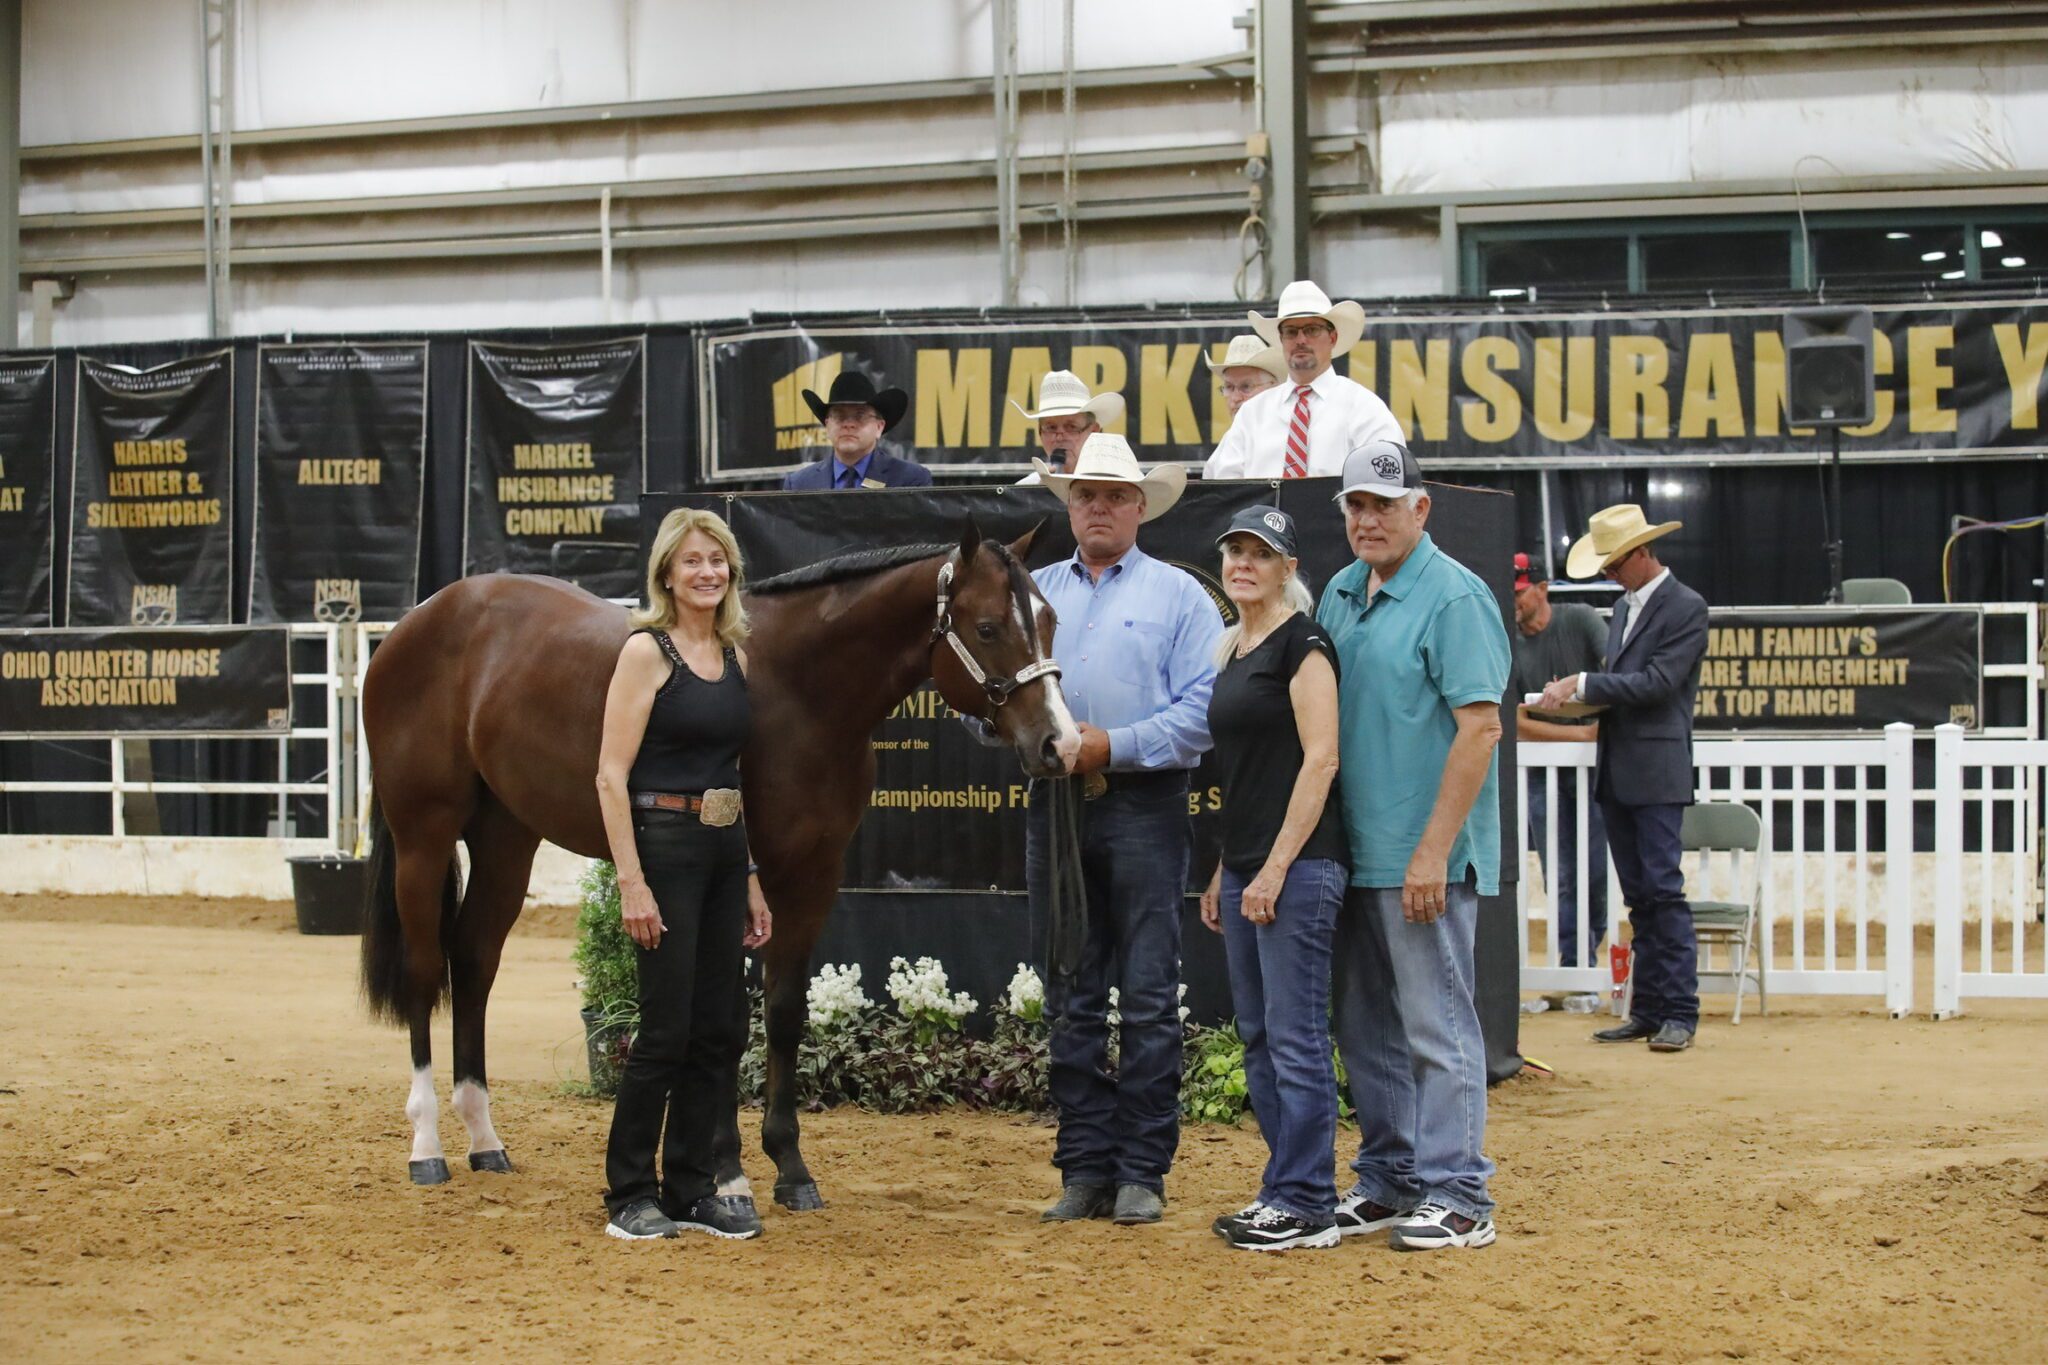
top-left (630, 788), bottom-right (742, 827)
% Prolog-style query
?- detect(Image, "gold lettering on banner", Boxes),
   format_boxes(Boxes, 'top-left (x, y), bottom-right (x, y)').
top-left (1532, 336), bottom-right (1595, 442)
top-left (998, 347), bottom-right (1054, 447)
top-left (1459, 336), bottom-right (1520, 443)
top-left (1609, 336), bottom-right (1670, 440)
top-left (510, 444), bottom-right (595, 469)
top-left (1389, 338), bottom-right (1450, 443)
top-left (1066, 347), bottom-right (1128, 435)
top-left (1992, 322), bottom-right (2048, 431)
top-left (867, 785), bottom-right (1008, 814)
top-left (1906, 325), bottom-right (1957, 434)
top-left (110, 439), bottom-right (189, 466)
top-left (1343, 340), bottom-right (1377, 394)
top-left (1842, 330), bottom-right (1896, 438)
top-left (914, 348), bottom-right (992, 449)
top-left (1206, 343), bottom-right (1234, 443)
top-left (89, 436), bottom-right (218, 533)
top-left (297, 458), bottom-right (384, 485)
top-left (1138, 343), bottom-right (1203, 446)
top-left (1696, 617), bottom-right (1937, 725)
top-left (1677, 332), bottom-right (1745, 439)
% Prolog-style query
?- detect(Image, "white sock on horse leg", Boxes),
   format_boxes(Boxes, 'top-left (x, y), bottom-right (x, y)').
top-left (716, 1173), bottom-right (754, 1198)
top-left (450, 1079), bottom-right (503, 1155)
top-left (406, 1066), bottom-right (443, 1162)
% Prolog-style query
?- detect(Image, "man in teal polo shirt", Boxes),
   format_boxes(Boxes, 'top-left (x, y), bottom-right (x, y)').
top-left (1315, 439), bottom-right (1510, 1253)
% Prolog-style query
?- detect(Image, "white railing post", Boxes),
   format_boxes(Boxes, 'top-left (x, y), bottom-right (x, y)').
top-left (1882, 722), bottom-right (1914, 1018)
top-left (1931, 723), bottom-right (1964, 1019)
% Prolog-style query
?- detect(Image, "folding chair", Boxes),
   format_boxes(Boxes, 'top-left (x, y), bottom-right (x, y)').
top-left (1682, 801), bottom-right (1768, 1022)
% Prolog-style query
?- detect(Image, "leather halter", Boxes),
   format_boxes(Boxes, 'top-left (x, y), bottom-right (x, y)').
top-left (931, 555), bottom-right (1062, 710)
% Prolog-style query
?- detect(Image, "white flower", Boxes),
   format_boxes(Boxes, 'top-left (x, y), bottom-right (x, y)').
top-left (1178, 980), bottom-right (1191, 1023)
top-left (886, 955), bottom-right (978, 1022)
top-left (1107, 985), bottom-right (1121, 1028)
top-left (1004, 963), bottom-right (1045, 1021)
top-left (807, 962), bottom-right (872, 1028)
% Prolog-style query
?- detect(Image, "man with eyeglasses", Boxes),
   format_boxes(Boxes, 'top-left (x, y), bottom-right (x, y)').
top-left (1203, 281), bottom-right (1402, 480)
top-left (780, 370), bottom-right (934, 491)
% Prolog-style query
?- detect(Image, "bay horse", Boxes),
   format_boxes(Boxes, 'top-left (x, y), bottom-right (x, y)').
top-left (359, 520), bottom-right (1078, 1205)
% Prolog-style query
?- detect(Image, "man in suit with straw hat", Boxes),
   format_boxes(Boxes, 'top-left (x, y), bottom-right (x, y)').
top-left (1203, 281), bottom-right (1401, 480)
top-left (780, 370), bottom-right (933, 491)
top-left (1537, 505), bottom-right (1709, 1053)
top-left (1206, 333), bottom-right (1287, 417)
top-left (1011, 369), bottom-right (1125, 485)
top-left (1023, 431), bottom-right (1222, 1227)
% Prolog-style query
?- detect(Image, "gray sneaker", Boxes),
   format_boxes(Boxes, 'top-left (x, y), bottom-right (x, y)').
top-left (674, 1194), bottom-right (763, 1241)
top-left (605, 1198), bottom-right (679, 1241)
top-left (1113, 1184), bottom-right (1164, 1225)
top-left (1041, 1182), bottom-right (1115, 1222)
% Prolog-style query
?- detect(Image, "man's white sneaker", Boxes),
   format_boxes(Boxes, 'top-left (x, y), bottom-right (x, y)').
top-left (1334, 1187), bottom-right (1411, 1238)
top-left (1388, 1200), bottom-right (1497, 1251)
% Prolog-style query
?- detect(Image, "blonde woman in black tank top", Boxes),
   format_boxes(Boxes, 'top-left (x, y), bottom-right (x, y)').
top-left (594, 508), bottom-right (771, 1243)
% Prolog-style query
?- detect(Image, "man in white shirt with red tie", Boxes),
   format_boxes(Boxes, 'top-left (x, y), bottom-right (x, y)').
top-left (1203, 280), bottom-right (1403, 481)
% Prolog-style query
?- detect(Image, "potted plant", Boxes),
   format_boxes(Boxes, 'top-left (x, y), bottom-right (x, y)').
top-left (572, 861), bottom-right (638, 1097)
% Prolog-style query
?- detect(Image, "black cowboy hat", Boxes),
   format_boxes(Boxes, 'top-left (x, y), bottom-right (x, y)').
top-left (802, 370), bottom-right (909, 431)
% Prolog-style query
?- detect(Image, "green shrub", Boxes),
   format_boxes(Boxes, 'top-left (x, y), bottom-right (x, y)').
top-left (571, 861), bottom-right (637, 1096)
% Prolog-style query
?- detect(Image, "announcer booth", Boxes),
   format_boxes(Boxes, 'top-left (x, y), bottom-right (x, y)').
top-left (643, 479), bottom-right (1530, 1084)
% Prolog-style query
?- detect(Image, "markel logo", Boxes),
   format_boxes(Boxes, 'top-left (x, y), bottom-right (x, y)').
top-left (770, 354), bottom-right (842, 452)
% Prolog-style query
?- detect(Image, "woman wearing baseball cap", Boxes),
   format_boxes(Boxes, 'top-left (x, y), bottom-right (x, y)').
top-left (1199, 504), bottom-right (1348, 1252)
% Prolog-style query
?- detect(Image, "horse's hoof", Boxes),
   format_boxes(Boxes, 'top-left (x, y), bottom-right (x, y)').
top-left (775, 1181), bottom-right (825, 1211)
top-left (409, 1158), bottom-right (452, 1186)
top-left (468, 1149), bottom-right (514, 1174)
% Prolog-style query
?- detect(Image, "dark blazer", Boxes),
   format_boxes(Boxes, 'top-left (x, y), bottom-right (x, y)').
top-left (780, 447), bottom-right (933, 491)
top-left (1580, 572), bottom-right (1709, 807)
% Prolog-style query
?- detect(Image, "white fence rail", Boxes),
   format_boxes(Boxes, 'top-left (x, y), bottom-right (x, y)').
top-left (1517, 722), bottom-right (2046, 1016)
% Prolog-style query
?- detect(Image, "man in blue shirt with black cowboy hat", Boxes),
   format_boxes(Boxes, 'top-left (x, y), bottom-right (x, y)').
top-left (780, 370), bottom-right (934, 491)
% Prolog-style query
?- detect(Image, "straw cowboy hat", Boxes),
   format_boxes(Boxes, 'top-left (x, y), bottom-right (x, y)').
top-left (1202, 333), bottom-right (1288, 383)
top-left (1248, 280), bottom-right (1367, 354)
top-left (1009, 369), bottom-right (1126, 428)
top-left (1566, 503), bottom-right (1683, 579)
top-left (1032, 432), bottom-right (1186, 522)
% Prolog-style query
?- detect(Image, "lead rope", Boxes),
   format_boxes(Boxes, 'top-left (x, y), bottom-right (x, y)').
top-left (1044, 772), bottom-right (1088, 983)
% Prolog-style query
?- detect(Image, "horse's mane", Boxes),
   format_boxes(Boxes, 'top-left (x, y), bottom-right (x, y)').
top-left (748, 541), bottom-right (950, 596)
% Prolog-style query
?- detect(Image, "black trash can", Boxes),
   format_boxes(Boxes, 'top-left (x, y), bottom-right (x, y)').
top-left (289, 855), bottom-right (370, 935)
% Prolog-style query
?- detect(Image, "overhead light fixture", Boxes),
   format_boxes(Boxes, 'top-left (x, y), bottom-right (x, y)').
top-left (2003, 256), bottom-right (2027, 268)
top-left (1981, 230), bottom-right (2004, 249)
top-left (1489, 287), bottom-right (1527, 298)
top-left (1885, 232), bottom-right (1910, 240)
top-left (1920, 251), bottom-right (1947, 262)
top-left (1940, 269), bottom-right (1965, 280)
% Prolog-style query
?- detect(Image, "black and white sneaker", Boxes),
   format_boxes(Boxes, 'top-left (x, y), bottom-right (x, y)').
top-left (674, 1194), bottom-right (764, 1241)
top-left (1224, 1206), bottom-right (1340, 1252)
top-left (605, 1198), bottom-right (679, 1241)
top-left (1211, 1200), bottom-right (1264, 1239)
top-left (1334, 1187), bottom-right (1411, 1238)
top-left (1388, 1200), bottom-right (1497, 1251)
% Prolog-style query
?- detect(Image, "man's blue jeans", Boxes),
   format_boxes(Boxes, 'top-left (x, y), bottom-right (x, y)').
top-left (1219, 857), bottom-right (1345, 1222)
top-left (1600, 798), bottom-right (1699, 1030)
top-left (1026, 775), bottom-right (1191, 1195)
top-left (1332, 877), bottom-right (1495, 1221)
top-left (1527, 770), bottom-right (1609, 967)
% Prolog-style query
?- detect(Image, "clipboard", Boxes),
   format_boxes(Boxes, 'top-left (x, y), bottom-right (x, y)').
top-left (1522, 692), bottom-right (1607, 721)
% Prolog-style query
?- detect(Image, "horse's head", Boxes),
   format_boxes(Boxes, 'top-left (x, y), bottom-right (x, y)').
top-left (929, 517), bottom-right (1081, 778)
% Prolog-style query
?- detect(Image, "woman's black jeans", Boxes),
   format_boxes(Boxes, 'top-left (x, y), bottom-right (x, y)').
top-left (603, 811), bottom-right (749, 1216)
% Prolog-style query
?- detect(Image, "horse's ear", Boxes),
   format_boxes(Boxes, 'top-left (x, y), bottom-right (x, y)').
top-left (959, 514), bottom-right (983, 564)
top-left (1009, 518), bottom-right (1047, 559)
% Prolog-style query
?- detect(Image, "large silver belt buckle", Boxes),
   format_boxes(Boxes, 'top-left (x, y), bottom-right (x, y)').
top-left (698, 788), bottom-right (742, 827)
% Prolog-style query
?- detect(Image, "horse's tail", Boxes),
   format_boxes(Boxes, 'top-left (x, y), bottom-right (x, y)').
top-left (359, 789), bottom-right (462, 1025)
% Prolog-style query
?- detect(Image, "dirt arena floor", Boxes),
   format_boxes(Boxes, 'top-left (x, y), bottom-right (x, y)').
top-left (3, 894), bottom-right (2045, 1364)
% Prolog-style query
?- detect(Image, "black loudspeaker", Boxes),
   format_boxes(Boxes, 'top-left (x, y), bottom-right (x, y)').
top-left (1784, 305), bottom-right (1875, 427)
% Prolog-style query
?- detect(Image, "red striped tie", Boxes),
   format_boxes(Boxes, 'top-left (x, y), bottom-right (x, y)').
top-left (1284, 385), bottom-right (1312, 478)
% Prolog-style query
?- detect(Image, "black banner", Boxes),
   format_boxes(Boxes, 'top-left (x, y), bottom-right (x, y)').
top-left (465, 337), bottom-right (645, 599)
top-left (67, 350), bottom-right (235, 626)
top-left (1694, 607), bottom-right (1981, 732)
top-left (702, 300), bottom-right (2048, 479)
top-left (647, 479), bottom-right (1518, 892)
top-left (0, 626), bottom-right (291, 736)
top-left (0, 356), bottom-right (56, 626)
top-left (250, 344), bottom-right (428, 624)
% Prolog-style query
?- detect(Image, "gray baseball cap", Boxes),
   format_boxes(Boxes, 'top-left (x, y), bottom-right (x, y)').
top-left (1335, 440), bottom-right (1422, 501)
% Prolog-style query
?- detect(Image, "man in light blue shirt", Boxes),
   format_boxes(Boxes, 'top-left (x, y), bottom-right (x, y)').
top-left (1026, 432), bottom-right (1221, 1227)
top-left (1315, 439), bottom-right (1510, 1253)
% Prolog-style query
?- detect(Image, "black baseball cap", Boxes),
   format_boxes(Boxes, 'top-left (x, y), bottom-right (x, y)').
top-left (1216, 504), bottom-right (1299, 558)
top-left (1335, 439), bottom-right (1423, 500)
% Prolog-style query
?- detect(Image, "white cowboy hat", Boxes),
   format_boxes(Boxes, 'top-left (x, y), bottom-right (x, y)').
top-left (1032, 432), bottom-right (1185, 523)
top-left (1008, 369), bottom-right (1126, 427)
top-left (1202, 334), bottom-right (1288, 383)
top-left (1248, 280), bottom-right (1367, 354)
top-left (1565, 503), bottom-right (1683, 579)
